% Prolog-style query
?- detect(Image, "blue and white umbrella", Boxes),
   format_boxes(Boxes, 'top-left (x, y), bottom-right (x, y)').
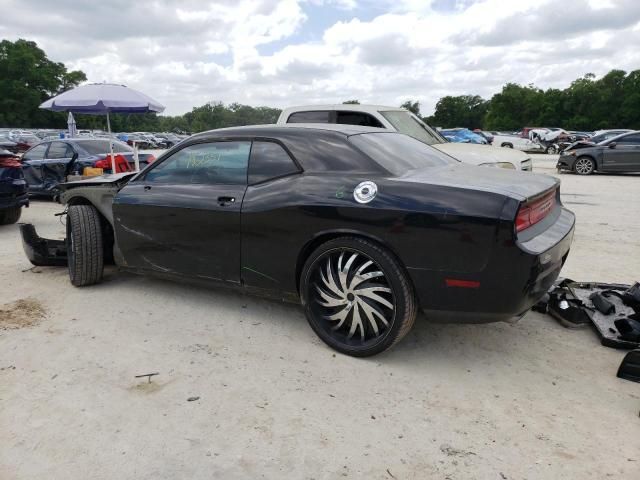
top-left (40, 83), bottom-right (165, 172)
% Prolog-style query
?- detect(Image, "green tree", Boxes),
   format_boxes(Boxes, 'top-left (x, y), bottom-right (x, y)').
top-left (428, 95), bottom-right (488, 128)
top-left (400, 100), bottom-right (420, 116)
top-left (484, 83), bottom-right (545, 130)
top-left (342, 99), bottom-right (360, 104)
top-left (0, 39), bottom-right (86, 127)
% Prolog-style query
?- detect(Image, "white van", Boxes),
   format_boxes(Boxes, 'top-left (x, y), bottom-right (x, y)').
top-left (277, 105), bottom-right (532, 171)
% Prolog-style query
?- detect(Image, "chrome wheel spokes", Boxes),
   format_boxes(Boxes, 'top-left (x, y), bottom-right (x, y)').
top-left (575, 158), bottom-right (593, 174)
top-left (313, 250), bottom-right (394, 343)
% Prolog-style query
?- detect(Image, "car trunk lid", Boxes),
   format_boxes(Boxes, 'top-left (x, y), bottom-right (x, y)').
top-left (397, 163), bottom-right (558, 202)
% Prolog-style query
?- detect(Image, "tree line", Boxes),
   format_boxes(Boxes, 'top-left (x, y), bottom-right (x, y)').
top-left (426, 69), bottom-right (640, 131)
top-left (2, 38), bottom-right (639, 133)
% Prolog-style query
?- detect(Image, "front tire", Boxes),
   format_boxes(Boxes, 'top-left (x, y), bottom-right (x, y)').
top-left (66, 205), bottom-right (104, 286)
top-left (574, 156), bottom-right (595, 175)
top-left (0, 206), bottom-right (21, 225)
top-left (501, 143), bottom-right (513, 148)
top-left (300, 237), bottom-right (417, 357)
top-left (546, 145), bottom-right (557, 154)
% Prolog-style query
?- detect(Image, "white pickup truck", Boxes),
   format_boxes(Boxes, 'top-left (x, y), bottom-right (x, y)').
top-left (277, 105), bottom-right (533, 171)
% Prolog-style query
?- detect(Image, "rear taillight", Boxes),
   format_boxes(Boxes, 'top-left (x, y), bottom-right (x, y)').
top-left (515, 189), bottom-right (556, 233)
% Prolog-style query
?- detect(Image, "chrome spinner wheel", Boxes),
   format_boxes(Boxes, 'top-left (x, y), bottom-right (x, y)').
top-left (309, 249), bottom-right (395, 345)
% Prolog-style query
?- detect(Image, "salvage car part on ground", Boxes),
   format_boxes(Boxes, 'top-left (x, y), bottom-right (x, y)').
top-left (20, 124), bottom-right (575, 357)
top-left (541, 280), bottom-right (640, 349)
top-left (617, 349), bottom-right (640, 383)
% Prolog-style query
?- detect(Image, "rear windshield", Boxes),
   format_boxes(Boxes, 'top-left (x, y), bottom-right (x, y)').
top-left (379, 111), bottom-right (446, 146)
top-left (74, 139), bottom-right (132, 154)
top-left (349, 132), bottom-right (457, 175)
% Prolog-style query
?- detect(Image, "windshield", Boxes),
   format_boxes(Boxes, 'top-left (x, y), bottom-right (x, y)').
top-left (379, 111), bottom-right (446, 146)
top-left (349, 132), bottom-right (456, 175)
top-left (75, 139), bottom-right (132, 155)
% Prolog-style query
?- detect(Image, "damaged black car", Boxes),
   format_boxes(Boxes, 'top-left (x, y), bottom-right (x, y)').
top-left (21, 138), bottom-right (156, 196)
top-left (21, 125), bottom-right (575, 356)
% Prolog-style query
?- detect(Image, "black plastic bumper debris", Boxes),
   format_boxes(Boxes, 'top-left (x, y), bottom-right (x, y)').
top-left (19, 223), bottom-right (67, 267)
top-left (541, 279), bottom-right (640, 349)
top-left (617, 349), bottom-right (640, 383)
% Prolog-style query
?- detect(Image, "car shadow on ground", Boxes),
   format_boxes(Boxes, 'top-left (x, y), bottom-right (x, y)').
top-left (96, 267), bottom-right (570, 367)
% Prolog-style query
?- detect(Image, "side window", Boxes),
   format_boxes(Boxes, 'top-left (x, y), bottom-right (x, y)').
top-left (48, 142), bottom-right (73, 159)
top-left (618, 134), bottom-right (640, 145)
top-left (335, 111), bottom-right (384, 128)
top-left (249, 142), bottom-right (299, 184)
top-left (287, 111), bottom-right (330, 123)
top-left (23, 143), bottom-right (48, 161)
top-left (144, 141), bottom-right (251, 185)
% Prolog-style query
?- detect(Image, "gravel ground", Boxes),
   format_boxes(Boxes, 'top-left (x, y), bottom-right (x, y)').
top-left (1, 155), bottom-right (639, 479)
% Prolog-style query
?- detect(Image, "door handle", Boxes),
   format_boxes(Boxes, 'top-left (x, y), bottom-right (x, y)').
top-left (217, 196), bottom-right (236, 206)
top-left (144, 185), bottom-right (152, 191)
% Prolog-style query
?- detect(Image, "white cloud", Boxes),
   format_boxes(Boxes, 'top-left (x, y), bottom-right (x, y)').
top-left (1, 0), bottom-right (639, 116)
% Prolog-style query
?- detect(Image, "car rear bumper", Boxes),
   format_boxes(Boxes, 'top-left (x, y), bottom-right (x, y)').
top-left (412, 207), bottom-right (575, 323)
top-left (0, 188), bottom-right (29, 210)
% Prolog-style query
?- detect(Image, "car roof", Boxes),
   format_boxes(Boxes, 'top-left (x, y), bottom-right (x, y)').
top-left (280, 104), bottom-right (406, 114)
top-left (191, 123), bottom-right (389, 140)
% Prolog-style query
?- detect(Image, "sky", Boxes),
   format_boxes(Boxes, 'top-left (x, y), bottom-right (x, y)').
top-left (2, 0), bottom-right (640, 116)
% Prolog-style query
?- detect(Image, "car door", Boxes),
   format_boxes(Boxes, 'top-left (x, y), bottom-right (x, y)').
top-left (602, 134), bottom-right (640, 172)
top-left (20, 143), bottom-right (49, 192)
top-left (41, 141), bottom-right (76, 191)
top-left (112, 140), bottom-right (251, 284)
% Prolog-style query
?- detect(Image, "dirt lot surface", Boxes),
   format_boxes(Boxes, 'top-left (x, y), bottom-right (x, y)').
top-left (1, 156), bottom-right (639, 479)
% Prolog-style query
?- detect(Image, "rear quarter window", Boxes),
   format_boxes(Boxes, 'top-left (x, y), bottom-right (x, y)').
top-left (249, 141), bottom-right (299, 184)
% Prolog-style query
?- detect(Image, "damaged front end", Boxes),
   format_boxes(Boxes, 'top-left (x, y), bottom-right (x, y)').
top-left (19, 172), bottom-right (137, 268)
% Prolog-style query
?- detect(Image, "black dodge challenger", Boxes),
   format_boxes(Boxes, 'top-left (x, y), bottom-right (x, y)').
top-left (21, 125), bottom-right (575, 356)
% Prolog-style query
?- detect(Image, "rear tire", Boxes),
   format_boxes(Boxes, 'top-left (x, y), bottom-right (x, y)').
top-left (0, 206), bottom-right (21, 225)
top-left (574, 156), bottom-right (595, 175)
top-left (300, 237), bottom-right (417, 357)
top-left (501, 143), bottom-right (513, 148)
top-left (66, 205), bottom-right (104, 286)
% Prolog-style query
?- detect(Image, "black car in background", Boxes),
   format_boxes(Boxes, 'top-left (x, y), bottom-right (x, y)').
top-left (23, 125), bottom-right (575, 356)
top-left (21, 138), bottom-right (156, 195)
top-left (557, 130), bottom-right (640, 174)
top-left (0, 148), bottom-right (28, 224)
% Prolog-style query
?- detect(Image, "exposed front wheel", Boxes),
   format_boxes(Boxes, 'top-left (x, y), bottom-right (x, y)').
top-left (0, 206), bottom-right (21, 225)
top-left (66, 205), bottom-right (104, 286)
top-left (574, 156), bottom-right (595, 175)
top-left (300, 237), bottom-right (417, 357)
top-left (546, 145), bottom-right (557, 154)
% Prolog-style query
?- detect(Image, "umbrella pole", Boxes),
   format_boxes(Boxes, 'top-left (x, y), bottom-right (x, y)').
top-left (107, 111), bottom-right (116, 174)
